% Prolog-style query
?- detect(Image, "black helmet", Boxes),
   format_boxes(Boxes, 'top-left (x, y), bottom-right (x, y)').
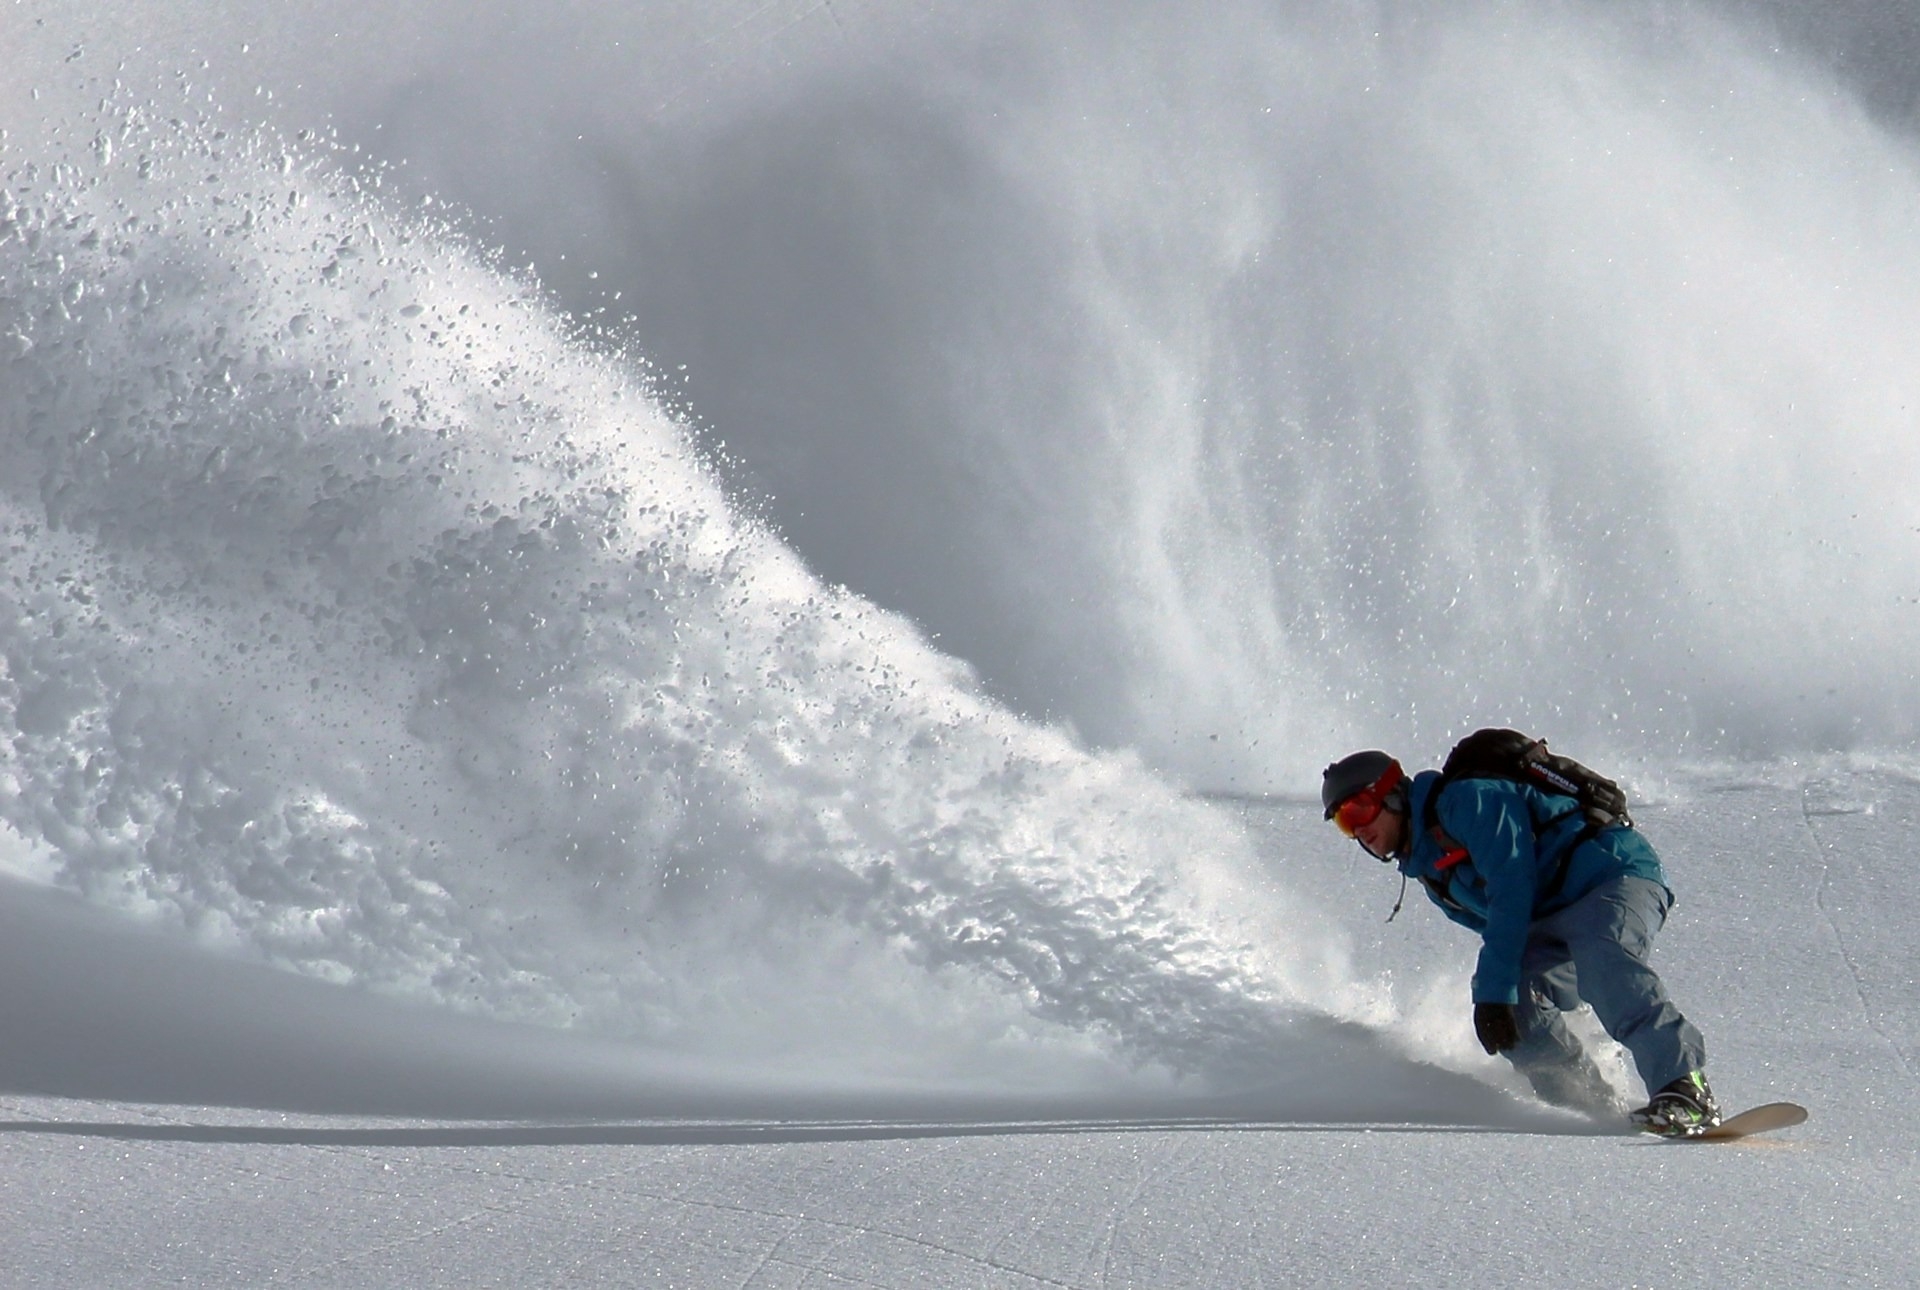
top-left (1321, 750), bottom-right (1403, 819)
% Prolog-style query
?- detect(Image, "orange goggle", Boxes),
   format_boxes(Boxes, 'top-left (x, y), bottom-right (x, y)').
top-left (1330, 789), bottom-right (1388, 838)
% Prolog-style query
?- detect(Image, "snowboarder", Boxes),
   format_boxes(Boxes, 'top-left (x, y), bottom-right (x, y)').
top-left (1320, 747), bottom-right (1718, 1135)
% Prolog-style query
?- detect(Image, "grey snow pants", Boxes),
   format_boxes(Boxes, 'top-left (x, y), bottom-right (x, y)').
top-left (1508, 873), bottom-right (1709, 1099)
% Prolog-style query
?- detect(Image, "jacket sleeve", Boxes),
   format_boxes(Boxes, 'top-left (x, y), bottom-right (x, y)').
top-left (1435, 780), bottom-right (1539, 1006)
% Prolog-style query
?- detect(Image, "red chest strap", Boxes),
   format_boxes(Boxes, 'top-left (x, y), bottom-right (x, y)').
top-left (1430, 826), bottom-right (1469, 871)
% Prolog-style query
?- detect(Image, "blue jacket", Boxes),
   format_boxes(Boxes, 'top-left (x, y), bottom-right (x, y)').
top-left (1400, 770), bottom-right (1669, 1005)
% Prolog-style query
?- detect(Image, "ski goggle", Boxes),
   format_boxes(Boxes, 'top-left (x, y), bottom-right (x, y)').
top-left (1330, 789), bottom-right (1388, 838)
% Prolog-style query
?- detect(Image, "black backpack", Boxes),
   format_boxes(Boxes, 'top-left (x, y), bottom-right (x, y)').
top-left (1425, 728), bottom-right (1631, 833)
top-left (1419, 728), bottom-right (1633, 905)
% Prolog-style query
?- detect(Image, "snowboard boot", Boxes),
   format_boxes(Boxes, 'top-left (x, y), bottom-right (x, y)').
top-left (1631, 1071), bottom-right (1721, 1138)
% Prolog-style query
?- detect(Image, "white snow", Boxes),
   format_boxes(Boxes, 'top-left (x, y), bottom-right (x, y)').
top-left (4, 2), bottom-right (1919, 1286)
top-left (1, 773), bottom-right (1914, 1286)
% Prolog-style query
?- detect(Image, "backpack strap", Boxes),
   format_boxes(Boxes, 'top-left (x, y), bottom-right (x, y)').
top-left (1425, 779), bottom-right (1596, 907)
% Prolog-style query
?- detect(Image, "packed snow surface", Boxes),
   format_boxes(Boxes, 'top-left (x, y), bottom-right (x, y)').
top-left (3, 0), bottom-right (1918, 1285)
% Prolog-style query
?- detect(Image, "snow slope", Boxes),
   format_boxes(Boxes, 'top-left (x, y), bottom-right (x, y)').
top-left (4, 1), bottom-right (1919, 1285)
top-left (1, 772), bottom-right (1914, 1286)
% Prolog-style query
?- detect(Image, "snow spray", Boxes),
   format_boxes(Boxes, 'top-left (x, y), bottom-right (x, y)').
top-left (0, 95), bottom-right (1363, 1090)
top-left (5, 0), bottom-right (1920, 1097)
top-left (326, 0), bottom-right (1920, 785)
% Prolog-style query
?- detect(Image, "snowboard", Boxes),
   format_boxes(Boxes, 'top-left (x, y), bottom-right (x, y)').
top-left (1642, 1101), bottom-right (1808, 1142)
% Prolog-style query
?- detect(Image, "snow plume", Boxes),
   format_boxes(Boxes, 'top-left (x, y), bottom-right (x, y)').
top-left (309, 0), bottom-right (1920, 786)
top-left (0, 100), bottom-right (1374, 1095)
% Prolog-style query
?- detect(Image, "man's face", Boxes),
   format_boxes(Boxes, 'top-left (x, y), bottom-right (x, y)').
top-left (1353, 802), bottom-right (1406, 860)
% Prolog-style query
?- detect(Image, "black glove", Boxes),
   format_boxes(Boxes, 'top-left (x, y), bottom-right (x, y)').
top-left (1473, 1002), bottom-right (1520, 1055)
